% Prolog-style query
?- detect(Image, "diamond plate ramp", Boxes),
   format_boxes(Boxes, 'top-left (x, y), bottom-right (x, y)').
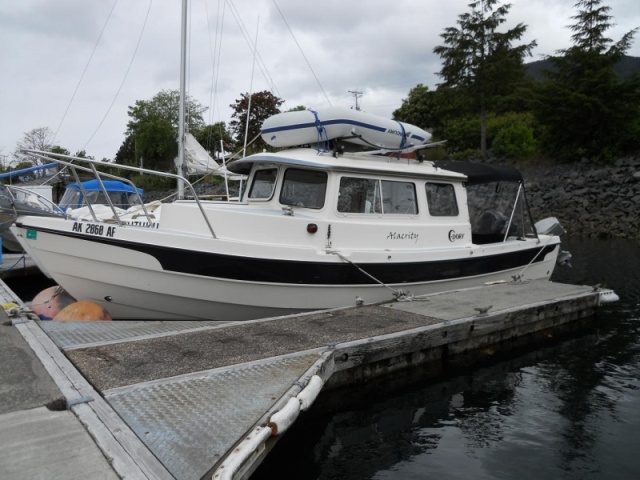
top-left (105, 352), bottom-right (323, 480)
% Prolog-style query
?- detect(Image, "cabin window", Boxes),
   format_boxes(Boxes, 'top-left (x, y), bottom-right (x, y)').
top-left (338, 178), bottom-right (381, 214)
top-left (248, 168), bottom-right (277, 199)
top-left (381, 180), bottom-right (417, 214)
top-left (280, 168), bottom-right (327, 209)
top-left (426, 183), bottom-right (459, 216)
top-left (338, 177), bottom-right (417, 215)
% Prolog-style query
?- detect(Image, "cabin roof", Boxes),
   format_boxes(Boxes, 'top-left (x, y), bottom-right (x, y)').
top-left (227, 148), bottom-right (467, 181)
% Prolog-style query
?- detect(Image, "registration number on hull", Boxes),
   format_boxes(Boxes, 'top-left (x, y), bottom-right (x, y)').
top-left (72, 221), bottom-right (116, 237)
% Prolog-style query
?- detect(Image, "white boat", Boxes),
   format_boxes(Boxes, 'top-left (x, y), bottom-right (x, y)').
top-left (9, 0), bottom-right (566, 321)
top-left (12, 111), bottom-right (566, 321)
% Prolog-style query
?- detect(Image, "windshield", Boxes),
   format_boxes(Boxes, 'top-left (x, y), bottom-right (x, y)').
top-left (59, 187), bottom-right (142, 210)
top-left (467, 181), bottom-right (535, 243)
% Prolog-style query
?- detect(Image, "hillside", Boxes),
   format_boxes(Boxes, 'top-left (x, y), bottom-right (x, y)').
top-left (526, 55), bottom-right (640, 80)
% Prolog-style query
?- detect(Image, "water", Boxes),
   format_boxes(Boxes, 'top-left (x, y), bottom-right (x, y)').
top-left (253, 238), bottom-right (640, 480)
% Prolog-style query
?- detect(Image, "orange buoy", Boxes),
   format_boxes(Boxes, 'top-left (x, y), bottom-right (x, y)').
top-left (53, 301), bottom-right (113, 322)
top-left (30, 286), bottom-right (77, 320)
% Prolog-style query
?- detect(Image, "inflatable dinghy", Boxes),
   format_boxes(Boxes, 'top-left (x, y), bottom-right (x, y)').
top-left (261, 107), bottom-right (432, 149)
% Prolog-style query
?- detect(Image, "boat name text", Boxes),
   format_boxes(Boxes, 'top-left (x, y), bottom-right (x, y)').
top-left (73, 222), bottom-right (115, 237)
top-left (449, 230), bottom-right (465, 242)
top-left (387, 231), bottom-right (419, 243)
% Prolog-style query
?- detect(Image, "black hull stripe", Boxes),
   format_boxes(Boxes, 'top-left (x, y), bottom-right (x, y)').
top-left (21, 226), bottom-right (557, 285)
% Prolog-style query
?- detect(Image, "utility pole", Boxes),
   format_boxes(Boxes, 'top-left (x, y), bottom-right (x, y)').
top-left (348, 90), bottom-right (363, 111)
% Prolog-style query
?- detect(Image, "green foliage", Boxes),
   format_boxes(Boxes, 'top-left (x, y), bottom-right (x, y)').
top-left (393, 84), bottom-right (434, 130)
top-left (533, 0), bottom-right (640, 162)
top-left (420, 146), bottom-right (449, 161)
top-left (491, 114), bottom-right (539, 160)
top-left (443, 116), bottom-right (481, 153)
top-left (50, 145), bottom-right (70, 156)
top-left (433, 0), bottom-right (537, 156)
top-left (13, 161), bottom-right (33, 171)
top-left (229, 90), bottom-right (284, 152)
top-left (114, 135), bottom-right (136, 167)
top-left (119, 89), bottom-right (207, 171)
top-left (195, 122), bottom-right (234, 157)
top-left (128, 174), bottom-right (175, 194)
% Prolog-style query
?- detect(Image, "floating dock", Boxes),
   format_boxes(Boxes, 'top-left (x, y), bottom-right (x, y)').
top-left (0, 277), bottom-right (607, 479)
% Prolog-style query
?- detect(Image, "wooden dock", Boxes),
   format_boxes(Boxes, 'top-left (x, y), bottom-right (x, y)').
top-left (0, 278), bottom-right (607, 479)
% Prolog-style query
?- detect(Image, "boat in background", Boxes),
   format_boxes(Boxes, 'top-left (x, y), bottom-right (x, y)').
top-left (10, 108), bottom-right (568, 321)
top-left (0, 183), bottom-right (63, 251)
top-left (0, 179), bottom-right (145, 252)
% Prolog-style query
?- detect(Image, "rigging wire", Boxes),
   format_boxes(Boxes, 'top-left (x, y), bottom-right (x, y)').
top-left (270, 0), bottom-right (332, 107)
top-left (243, 16), bottom-right (260, 158)
top-left (225, 0), bottom-right (281, 98)
top-left (53, 0), bottom-right (119, 147)
top-left (82, 0), bottom-right (154, 152)
top-left (203, 0), bottom-right (226, 152)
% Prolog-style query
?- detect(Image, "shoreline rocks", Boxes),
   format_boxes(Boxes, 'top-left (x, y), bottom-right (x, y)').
top-left (522, 155), bottom-right (640, 239)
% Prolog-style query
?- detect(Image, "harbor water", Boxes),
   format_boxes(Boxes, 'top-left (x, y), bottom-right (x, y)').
top-left (253, 237), bottom-right (640, 480)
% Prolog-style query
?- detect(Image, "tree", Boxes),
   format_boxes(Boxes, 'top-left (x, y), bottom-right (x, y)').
top-left (433, 0), bottom-right (537, 157)
top-left (50, 145), bottom-right (70, 156)
top-left (229, 91), bottom-right (284, 152)
top-left (120, 89), bottom-right (207, 171)
top-left (195, 122), bottom-right (235, 159)
top-left (392, 84), bottom-right (436, 131)
top-left (534, 0), bottom-right (640, 161)
top-left (14, 127), bottom-right (55, 167)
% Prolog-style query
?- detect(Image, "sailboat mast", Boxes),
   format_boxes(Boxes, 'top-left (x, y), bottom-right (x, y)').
top-left (177, 0), bottom-right (188, 199)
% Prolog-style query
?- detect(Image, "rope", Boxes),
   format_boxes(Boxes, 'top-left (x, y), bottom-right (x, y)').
top-left (309, 110), bottom-right (329, 152)
top-left (513, 234), bottom-right (556, 281)
top-left (328, 250), bottom-right (415, 302)
top-left (0, 254), bottom-right (28, 273)
top-left (395, 121), bottom-right (407, 160)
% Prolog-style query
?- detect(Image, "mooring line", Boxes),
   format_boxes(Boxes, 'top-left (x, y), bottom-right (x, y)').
top-left (327, 250), bottom-right (415, 301)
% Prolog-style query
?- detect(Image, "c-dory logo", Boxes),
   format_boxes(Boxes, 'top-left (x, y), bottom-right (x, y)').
top-left (448, 230), bottom-right (464, 242)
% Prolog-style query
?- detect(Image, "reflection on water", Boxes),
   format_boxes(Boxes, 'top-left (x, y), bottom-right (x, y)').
top-left (253, 238), bottom-right (640, 480)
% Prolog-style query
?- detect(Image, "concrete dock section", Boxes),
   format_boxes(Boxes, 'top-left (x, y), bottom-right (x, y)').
top-left (0, 278), bottom-right (606, 479)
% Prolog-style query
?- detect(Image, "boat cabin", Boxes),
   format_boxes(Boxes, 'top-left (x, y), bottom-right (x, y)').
top-left (227, 150), bottom-right (537, 249)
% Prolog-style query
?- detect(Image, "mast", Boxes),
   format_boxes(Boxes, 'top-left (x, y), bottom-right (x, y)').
top-left (177, 0), bottom-right (188, 199)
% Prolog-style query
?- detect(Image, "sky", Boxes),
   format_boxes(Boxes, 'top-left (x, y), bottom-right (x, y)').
top-left (1, 0), bottom-right (638, 163)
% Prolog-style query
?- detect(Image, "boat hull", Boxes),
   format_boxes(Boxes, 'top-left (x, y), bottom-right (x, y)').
top-left (13, 221), bottom-right (560, 321)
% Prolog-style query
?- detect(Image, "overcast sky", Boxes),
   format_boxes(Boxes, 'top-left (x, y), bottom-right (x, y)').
top-left (1, 0), bottom-right (638, 163)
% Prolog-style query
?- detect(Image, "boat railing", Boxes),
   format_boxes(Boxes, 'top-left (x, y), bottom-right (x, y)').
top-left (21, 149), bottom-right (217, 239)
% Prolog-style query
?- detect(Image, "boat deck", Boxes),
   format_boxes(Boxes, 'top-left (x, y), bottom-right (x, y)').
top-left (1, 279), bottom-right (602, 479)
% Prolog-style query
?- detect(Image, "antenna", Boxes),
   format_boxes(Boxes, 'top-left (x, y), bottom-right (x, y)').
top-left (348, 90), bottom-right (363, 111)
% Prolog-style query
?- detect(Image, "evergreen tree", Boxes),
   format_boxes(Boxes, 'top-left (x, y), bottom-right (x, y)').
top-left (535, 0), bottom-right (639, 161)
top-left (433, 0), bottom-right (536, 157)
